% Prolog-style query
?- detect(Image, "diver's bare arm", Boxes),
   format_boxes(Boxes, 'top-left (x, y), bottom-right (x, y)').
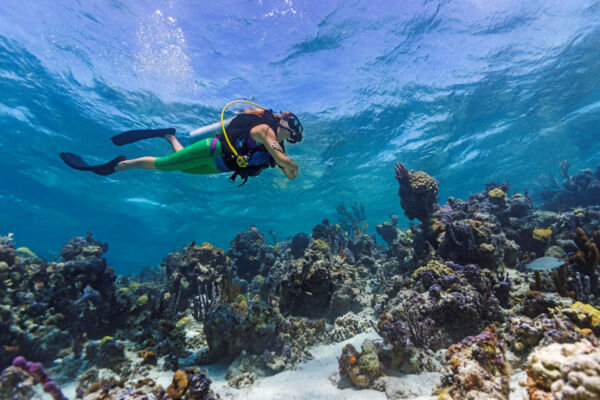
top-left (253, 128), bottom-right (298, 180)
top-left (269, 140), bottom-right (299, 180)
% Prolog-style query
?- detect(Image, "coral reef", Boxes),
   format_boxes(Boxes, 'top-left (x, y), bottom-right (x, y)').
top-left (311, 219), bottom-right (346, 253)
top-left (0, 364), bottom-right (38, 400)
top-left (4, 159), bottom-right (600, 398)
top-left (377, 262), bottom-right (505, 366)
top-left (10, 356), bottom-right (67, 400)
top-left (537, 163), bottom-right (600, 211)
top-left (0, 233), bottom-right (125, 368)
top-left (435, 328), bottom-right (510, 400)
top-left (227, 225), bottom-right (276, 279)
top-left (330, 312), bottom-right (372, 342)
top-left (526, 339), bottom-right (600, 400)
top-left (392, 178), bottom-right (524, 270)
top-left (336, 201), bottom-right (368, 237)
top-left (571, 227), bottom-right (600, 293)
top-left (338, 339), bottom-right (383, 388)
top-left (394, 162), bottom-right (439, 222)
top-left (276, 239), bottom-right (362, 319)
top-left (162, 241), bottom-right (227, 314)
top-left (376, 216), bottom-right (416, 272)
top-left (498, 311), bottom-right (584, 363)
top-left (0, 233), bottom-right (17, 265)
top-left (290, 232), bottom-right (310, 259)
top-left (203, 295), bottom-right (281, 361)
top-left (73, 366), bottom-right (219, 400)
top-left (84, 336), bottom-right (127, 371)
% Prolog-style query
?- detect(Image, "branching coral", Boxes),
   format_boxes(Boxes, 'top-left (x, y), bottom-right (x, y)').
top-left (571, 227), bottom-right (600, 295)
top-left (559, 160), bottom-right (571, 179)
top-left (336, 201), bottom-right (368, 237)
top-left (191, 280), bottom-right (221, 322)
top-left (573, 227), bottom-right (600, 272)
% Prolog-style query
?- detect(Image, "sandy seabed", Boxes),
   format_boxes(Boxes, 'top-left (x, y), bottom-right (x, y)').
top-left (47, 329), bottom-right (528, 400)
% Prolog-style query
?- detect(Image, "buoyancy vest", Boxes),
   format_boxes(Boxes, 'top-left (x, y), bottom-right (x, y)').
top-left (217, 110), bottom-right (285, 186)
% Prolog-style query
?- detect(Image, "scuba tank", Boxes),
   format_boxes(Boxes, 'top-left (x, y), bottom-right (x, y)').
top-left (189, 117), bottom-right (234, 142)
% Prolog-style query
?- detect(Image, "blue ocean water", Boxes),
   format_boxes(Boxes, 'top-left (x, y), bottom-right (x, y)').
top-left (1, 0), bottom-right (599, 273)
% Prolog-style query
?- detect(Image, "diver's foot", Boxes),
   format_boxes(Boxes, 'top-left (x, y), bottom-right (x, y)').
top-left (59, 153), bottom-right (126, 175)
top-left (164, 133), bottom-right (183, 152)
top-left (114, 160), bottom-right (127, 171)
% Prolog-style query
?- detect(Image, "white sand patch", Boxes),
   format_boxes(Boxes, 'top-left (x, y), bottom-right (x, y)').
top-left (211, 329), bottom-right (390, 400)
top-left (509, 369), bottom-right (528, 400)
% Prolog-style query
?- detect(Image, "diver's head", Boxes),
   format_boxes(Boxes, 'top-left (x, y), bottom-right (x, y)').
top-left (277, 111), bottom-right (303, 143)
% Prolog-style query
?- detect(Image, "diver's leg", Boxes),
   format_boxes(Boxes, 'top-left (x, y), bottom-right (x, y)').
top-left (154, 138), bottom-right (218, 172)
top-left (181, 162), bottom-right (222, 175)
top-left (164, 134), bottom-right (183, 152)
top-left (180, 139), bottom-right (226, 174)
top-left (114, 157), bottom-right (156, 171)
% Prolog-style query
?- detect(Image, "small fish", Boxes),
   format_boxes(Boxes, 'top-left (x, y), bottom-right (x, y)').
top-left (305, 291), bottom-right (313, 296)
top-left (523, 257), bottom-right (564, 271)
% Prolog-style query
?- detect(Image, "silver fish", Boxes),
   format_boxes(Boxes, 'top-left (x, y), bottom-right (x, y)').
top-left (524, 257), bottom-right (564, 271)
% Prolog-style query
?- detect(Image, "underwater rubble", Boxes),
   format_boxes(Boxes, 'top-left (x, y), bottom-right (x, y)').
top-left (2, 163), bottom-right (600, 399)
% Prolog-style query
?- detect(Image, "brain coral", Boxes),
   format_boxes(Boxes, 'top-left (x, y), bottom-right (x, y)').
top-left (526, 339), bottom-right (600, 400)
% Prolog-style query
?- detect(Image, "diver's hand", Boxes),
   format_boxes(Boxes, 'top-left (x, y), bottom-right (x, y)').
top-left (280, 164), bottom-right (298, 180)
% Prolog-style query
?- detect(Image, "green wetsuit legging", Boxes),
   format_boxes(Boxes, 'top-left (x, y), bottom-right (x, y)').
top-left (154, 138), bottom-right (226, 175)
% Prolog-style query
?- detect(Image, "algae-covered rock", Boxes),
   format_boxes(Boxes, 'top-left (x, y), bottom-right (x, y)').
top-left (338, 339), bottom-right (383, 388)
top-left (564, 301), bottom-right (600, 330)
top-left (394, 162), bottom-right (439, 222)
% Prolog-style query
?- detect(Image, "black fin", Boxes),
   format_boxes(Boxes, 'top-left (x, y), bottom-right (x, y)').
top-left (110, 128), bottom-right (175, 146)
top-left (59, 153), bottom-right (126, 176)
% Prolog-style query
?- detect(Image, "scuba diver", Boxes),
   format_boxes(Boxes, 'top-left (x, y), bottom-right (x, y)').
top-left (59, 105), bottom-right (303, 186)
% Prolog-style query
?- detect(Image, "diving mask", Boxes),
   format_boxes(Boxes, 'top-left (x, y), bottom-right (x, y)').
top-left (281, 113), bottom-right (303, 143)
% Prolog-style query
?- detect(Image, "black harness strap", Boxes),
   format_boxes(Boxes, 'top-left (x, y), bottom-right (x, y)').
top-left (219, 110), bottom-right (283, 186)
top-left (228, 172), bottom-right (249, 187)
